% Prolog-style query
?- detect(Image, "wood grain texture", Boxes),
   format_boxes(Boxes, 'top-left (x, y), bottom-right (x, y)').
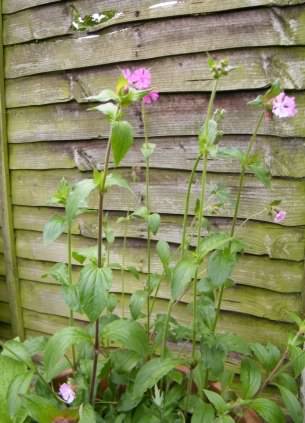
top-left (5, 5), bottom-right (305, 78)
top-left (13, 206), bottom-right (305, 262)
top-left (0, 302), bottom-right (11, 324)
top-left (0, 323), bottom-right (12, 339)
top-left (9, 136), bottom-right (305, 179)
top-left (4, 0), bottom-right (305, 44)
top-left (6, 47), bottom-right (305, 109)
top-left (11, 169), bottom-right (305, 226)
top-left (21, 289), bottom-right (295, 347)
top-left (21, 280), bottom-right (300, 330)
top-left (15, 231), bottom-right (304, 294)
top-left (2, 0), bottom-right (59, 14)
top-left (7, 93), bottom-right (305, 144)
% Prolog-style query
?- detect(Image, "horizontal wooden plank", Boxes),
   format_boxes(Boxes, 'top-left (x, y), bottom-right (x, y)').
top-left (5, 5), bottom-right (305, 79)
top-left (0, 302), bottom-right (11, 324)
top-left (7, 93), bottom-right (305, 144)
top-left (9, 135), bottom-right (305, 179)
top-left (4, 1), bottom-right (305, 44)
top-left (0, 279), bottom-right (8, 302)
top-left (13, 206), bottom-right (305, 262)
top-left (16, 232), bottom-right (304, 293)
top-left (11, 169), bottom-right (305, 226)
top-left (3, 0), bottom-right (59, 14)
top-left (22, 292), bottom-right (295, 348)
top-left (20, 271), bottom-right (302, 323)
top-left (0, 323), bottom-right (12, 340)
top-left (23, 308), bottom-right (293, 347)
top-left (6, 47), bottom-right (305, 110)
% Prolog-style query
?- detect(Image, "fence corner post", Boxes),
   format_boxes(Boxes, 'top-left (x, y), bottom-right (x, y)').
top-left (0, 0), bottom-right (24, 340)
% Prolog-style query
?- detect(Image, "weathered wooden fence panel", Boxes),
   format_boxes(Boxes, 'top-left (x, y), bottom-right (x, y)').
top-left (1, 0), bottom-right (305, 345)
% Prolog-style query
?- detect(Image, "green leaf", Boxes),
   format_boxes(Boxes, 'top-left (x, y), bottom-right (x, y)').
top-left (240, 359), bottom-right (262, 399)
top-left (0, 356), bottom-right (26, 423)
top-left (208, 248), bottom-right (236, 288)
top-left (156, 240), bottom-right (171, 267)
top-left (111, 350), bottom-right (141, 373)
top-left (133, 358), bottom-right (181, 400)
top-left (90, 102), bottom-right (118, 119)
top-left (203, 390), bottom-right (230, 414)
top-left (102, 319), bottom-right (149, 357)
top-left (248, 398), bottom-right (285, 423)
top-left (7, 371), bottom-right (34, 420)
top-left (275, 384), bottom-right (303, 423)
top-left (248, 162), bottom-right (271, 188)
top-left (79, 263), bottom-right (112, 321)
top-left (44, 327), bottom-right (92, 381)
top-left (275, 372), bottom-right (298, 395)
top-left (250, 343), bottom-right (280, 371)
top-left (289, 345), bottom-right (305, 377)
top-left (43, 215), bottom-right (66, 245)
top-left (43, 262), bottom-right (68, 285)
top-left (129, 290), bottom-right (148, 320)
top-left (105, 173), bottom-right (132, 192)
top-left (148, 213), bottom-right (160, 235)
top-left (171, 258), bottom-right (197, 301)
top-left (50, 177), bottom-right (71, 206)
top-left (79, 403), bottom-right (97, 423)
top-left (66, 178), bottom-right (96, 223)
top-left (191, 402), bottom-right (215, 422)
top-left (22, 394), bottom-right (78, 423)
top-left (111, 120), bottom-right (134, 166)
top-left (2, 339), bottom-right (32, 366)
top-left (197, 233), bottom-right (231, 259)
top-left (132, 206), bottom-right (149, 219)
top-left (86, 89), bottom-right (118, 103)
top-left (141, 142), bottom-right (156, 160)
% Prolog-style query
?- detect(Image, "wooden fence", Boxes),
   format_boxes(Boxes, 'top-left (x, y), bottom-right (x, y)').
top-left (1, 0), bottom-right (305, 347)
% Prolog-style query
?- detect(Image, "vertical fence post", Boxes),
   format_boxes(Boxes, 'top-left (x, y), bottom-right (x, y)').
top-left (0, 0), bottom-right (24, 339)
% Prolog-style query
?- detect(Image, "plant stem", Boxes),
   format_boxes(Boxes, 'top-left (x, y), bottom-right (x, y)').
top-left (258, 329), bottom-right (302, 394)
top-left (121, 211), bottom-right (129, 318)
top-left (191, 153), bottom-right (208, 363)
top-left (89, 131), bottom-right (113, 406)
top-left (181, 155), bottom-right (202, 255)
top-left (161, 300), bottom-right (174, 358)
top-left (141, 103), bottom-right (152, 337)
top-left (67, 224), bottom-right (76, 370)
top-left (212, 110), bottom-right (265, 333)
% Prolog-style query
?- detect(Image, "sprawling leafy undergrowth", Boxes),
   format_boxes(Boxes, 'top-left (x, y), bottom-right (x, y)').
top-left (0, 57), bottom-right (303, 423)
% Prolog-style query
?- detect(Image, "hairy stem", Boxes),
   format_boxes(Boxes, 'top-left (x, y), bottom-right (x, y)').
top-left (142, 103), bottom-right (152, 337)
top-left (89, 131), bottom-right (113, 405)
top-left (181, 155), bottom-right (202, 255)
top-left (121, 212), bottom-right (129, 318)
top-left (161, 301), bottom-right (174, 358)
top-left (212, 110), bottom-right (265, 333)
top-left (67, 224), bottom-right (76, 370)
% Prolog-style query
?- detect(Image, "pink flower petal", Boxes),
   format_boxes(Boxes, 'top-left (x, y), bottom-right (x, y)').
top-left (143, 91), bottom-right (159, 105)
top-left (274, 210), bottom-right (286, 223)
top-left (272, 93), bottom-right (297, 118)
top-left (59, 383), bottom-right (76, 404)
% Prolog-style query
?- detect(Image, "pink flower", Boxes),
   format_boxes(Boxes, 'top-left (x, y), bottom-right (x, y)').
top-left (274, 210), bottom-right (286, 223)
top-left (131, 68), bottom-right (151, 90)
top-left (143, 91), bottom-right (159, 105)
top-left (272, 93), bottom-right (297, 118)
top-left (59, 383), bottom-right (76, 404)
top-left (122, 67), bottom-right (151, 90)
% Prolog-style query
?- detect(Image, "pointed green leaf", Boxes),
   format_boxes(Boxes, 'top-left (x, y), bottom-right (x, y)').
top-left (43, 215), bottom-right (66, 245)
top-left (79, 263), bottom-right (112, 321)
top-left (148, 213), bottom-right (160, 235)
top-left (44, 327), bottom-right (92, 381)
top-left (90, 102), bottom-right (118, 119)
top-left (203, 390), bottom-right (230, 414)
top-left (111, 120), bottom-right (134, 166)
top-left (86, 89), bottom-right (118, 103)
top-left (240, 359), bottom-right (262, 399)
top-left (171, 258), bottom-right (197, 301)
top-left (102, 320), bottom-right (149, 357)
top-left (79, 403), bottom-right (97, 423)
top-left (249, 398), bottom-right (285, 423)
top-left (129, 290), bottom-right (148, 320)
top-left (7, 371), bottom-right (34, 419)
top-left (105, 173), bottom-right (132, 192)
top-left (197, 233), bottom-right (231, 259)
